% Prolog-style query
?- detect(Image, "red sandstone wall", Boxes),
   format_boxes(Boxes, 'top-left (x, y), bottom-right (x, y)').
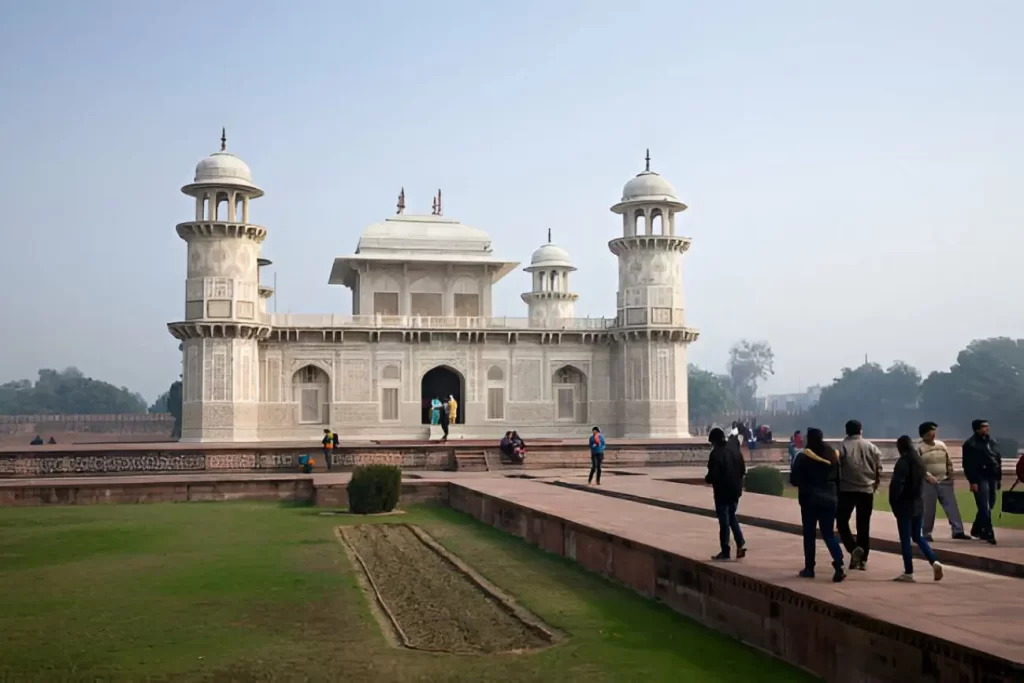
top-left (0, 414), bottom-right (174, 446)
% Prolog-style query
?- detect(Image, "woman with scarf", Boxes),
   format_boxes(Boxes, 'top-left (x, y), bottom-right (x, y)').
top-left (790, 427), bottom-right (846, 582)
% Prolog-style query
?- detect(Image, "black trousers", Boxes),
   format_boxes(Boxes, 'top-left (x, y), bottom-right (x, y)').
top-left (588, 453), bottom-right (604, 484)
top-left (836, 491), bottom-right (874, 560)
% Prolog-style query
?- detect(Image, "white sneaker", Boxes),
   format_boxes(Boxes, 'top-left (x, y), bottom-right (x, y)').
top-left (932, 562), bottom-right (944, 582)
top-left (892, 573), bottom-right (916, 583)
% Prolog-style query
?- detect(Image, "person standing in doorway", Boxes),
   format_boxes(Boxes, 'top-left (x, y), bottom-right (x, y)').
top-left (448, 394), bottom-right (458, 425)
top-left (917, 422), bottom-right (970, 541)
top-left (705, 427), bottom-right (747, 561)
top-left (837, 420), bottom-right (881, 571)
top-left (588, 426), bottom-right (605, 485)
top-left (962, 419), bottom-right (1002, 545)
top-left (439, 397), bottom-right (450, 442)
top-left (791, 428), bottom-right (846, 582)
top-left (321, 429), bottom-right (334, 471)
top-left (890, 435), bottom-right (944, 582)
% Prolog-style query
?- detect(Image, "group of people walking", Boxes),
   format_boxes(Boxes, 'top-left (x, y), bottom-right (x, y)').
top-left (705, 418), bottom-right (1004, 584)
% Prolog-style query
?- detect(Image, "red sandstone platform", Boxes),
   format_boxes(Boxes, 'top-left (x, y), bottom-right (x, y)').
top-left (450, 477), bottom-right (1024, 681)
top-left (548, 475), bottom-right (1024, 578)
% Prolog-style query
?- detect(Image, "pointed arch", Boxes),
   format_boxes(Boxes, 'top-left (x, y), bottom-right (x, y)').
top-left (292, 364), bottom-right (329, 424)
top-left (552, 364), bottom-right (588, 423)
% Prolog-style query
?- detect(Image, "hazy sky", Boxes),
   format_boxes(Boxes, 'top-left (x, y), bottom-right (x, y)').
top-left (2, 1), bottom-right (1022, 403)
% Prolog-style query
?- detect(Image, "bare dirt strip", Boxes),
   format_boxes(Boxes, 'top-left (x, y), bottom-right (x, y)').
top-left (340, 524), bottom-right (555, 654)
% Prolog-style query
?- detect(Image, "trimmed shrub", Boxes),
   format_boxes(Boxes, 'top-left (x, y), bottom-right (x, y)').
top-left (744, 466), bottom-right (785, 497)
top-left (347, 465), bottom-right (401, 514)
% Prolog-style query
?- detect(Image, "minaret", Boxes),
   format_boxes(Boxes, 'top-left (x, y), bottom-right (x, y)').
top-left (167, 130), bottom-right (269, 442)
top-left (521, 229), bottom-right (578, 325)
top-left (608, 150), bottom-right (699, 438)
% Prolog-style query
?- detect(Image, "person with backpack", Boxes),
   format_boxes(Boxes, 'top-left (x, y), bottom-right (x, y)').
top-left (705, 427), bottom-right (747, 561)
top-left (321, 429), bottom-right (334, 471)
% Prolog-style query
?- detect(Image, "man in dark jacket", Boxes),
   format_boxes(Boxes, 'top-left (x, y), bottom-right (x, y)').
top-left (706, 428), bottom-right (747, 560)
top-left (962, 419), bottom-right (1002, 544)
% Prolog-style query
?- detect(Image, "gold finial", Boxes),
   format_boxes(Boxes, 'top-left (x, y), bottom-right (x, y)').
top-left (397, 187), bottom-right (406, 215)
top-left (644, 148), bottom-right (650, 172)
top-left (220, 127), bottom-right (227, 151)
top-left (436, 189), bottom-right (442, 216)
top-left (547, 228), bottom-right (552, 243)
top-left (431, 196), bottom-right (437, 215)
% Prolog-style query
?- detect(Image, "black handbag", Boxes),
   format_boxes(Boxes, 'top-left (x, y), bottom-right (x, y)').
top-left (1001, 480), bottom-right (1024, 515)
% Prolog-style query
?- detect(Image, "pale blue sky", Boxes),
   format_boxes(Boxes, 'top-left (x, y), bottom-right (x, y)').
top-left (1, 1), bottom-right (1022, 402)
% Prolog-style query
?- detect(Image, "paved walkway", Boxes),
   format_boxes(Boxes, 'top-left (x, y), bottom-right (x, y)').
top-left (547, 474), bottom-right (1024, 575)
top-left (453, 476), bottom-right (1024, 666)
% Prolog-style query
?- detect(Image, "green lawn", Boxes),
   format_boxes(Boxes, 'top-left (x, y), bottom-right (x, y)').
top-left (0, 502), bottom-right (813, 683)
top-left (782, 485), bottom-right (1024, 529)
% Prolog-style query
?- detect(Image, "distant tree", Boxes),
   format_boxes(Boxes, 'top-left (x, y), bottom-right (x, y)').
top-left (0, 367), bottom-right (148, 415)
top-left (688, 365), bottom-right (737, 426)
top-left (808, 361), bottom-right (921, 437)
top-left (920, 337), bottom-right (1024, 439)
top-left (167, 380), bottom-right (182, 438)
top-left (149, 392), bottom-right (169, 413)
top-left (727, 340), bottom-right (775, 410)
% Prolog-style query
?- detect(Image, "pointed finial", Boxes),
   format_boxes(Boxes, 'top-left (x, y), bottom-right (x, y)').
top-left (436, 189), bottom-right (443, 216)
top-left (221, 127), bottom-right (227, 152)
top-left (397, 187), bottom-right (406, 215)
top-left (431, 196), bottom-right (438, 215)
top-left (547, 228), bottom-right (552, 243)
top-left (644, 148), bottom-right (650, 172)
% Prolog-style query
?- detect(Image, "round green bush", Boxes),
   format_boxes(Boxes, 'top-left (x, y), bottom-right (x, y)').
top-left (744, 466), bottom-right (785, 497)
top-left (347, 464), bottom-right (401, 514)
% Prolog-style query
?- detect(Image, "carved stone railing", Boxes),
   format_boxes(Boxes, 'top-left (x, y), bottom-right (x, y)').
top-left (268, 314), bottom-right (617, 331)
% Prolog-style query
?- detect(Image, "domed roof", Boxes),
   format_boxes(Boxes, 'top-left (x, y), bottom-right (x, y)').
top-left (527, 242), bottom-right (574, 270)
top-left (611, 150), bottom-right (687, 213)
top-left (194, 151), bottom-right (254, 187)
top-left (182, 129), bottom-right (263, 196)
top-left (621, 170), bottom-right (679, 202)
top-left (356, 214), bottom-right (493, 255)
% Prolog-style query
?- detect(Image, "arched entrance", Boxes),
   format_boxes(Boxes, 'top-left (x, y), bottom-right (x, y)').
top-left (552, 364), bottom-right (588, 424)
top-left (421, 366), bottom-right (464, 424)
top-left (292, 364), bottom-right (330, 425)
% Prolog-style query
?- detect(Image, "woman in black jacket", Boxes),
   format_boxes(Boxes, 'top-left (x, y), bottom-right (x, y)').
top-left (890, 435), bottom-right (944, 583)
top-left (790, 428), bottom-right (846, 582)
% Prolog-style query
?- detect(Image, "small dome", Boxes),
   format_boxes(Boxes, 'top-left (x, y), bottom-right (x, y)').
top-left (194, 151), bottom-right (254, 187)
top-left (528, 243), bottom-right (574, 270)
top-left (621, 170), bottom-right (679, 202)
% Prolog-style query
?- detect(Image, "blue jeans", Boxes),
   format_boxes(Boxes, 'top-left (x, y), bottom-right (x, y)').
top-left (715, 498), bottom-right (745, 554)
top-left (800, 502), bottom-right (844, 570)
top-left (971, 479), bottom-right (998, 539)
top-left (894, 510), bottom-right (936, 574)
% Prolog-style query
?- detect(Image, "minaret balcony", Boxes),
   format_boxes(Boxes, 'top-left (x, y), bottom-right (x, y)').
top-left (608, 234), bottom-right (691, 256)
top-left (176, 221), bottom-right (267, 243)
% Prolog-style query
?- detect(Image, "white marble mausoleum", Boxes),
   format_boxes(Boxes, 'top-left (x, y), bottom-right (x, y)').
top-left (168, 135), bottom-right (699, 442)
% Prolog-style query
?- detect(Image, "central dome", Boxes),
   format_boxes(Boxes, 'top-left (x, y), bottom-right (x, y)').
top-left (621, 170), bottom-right (679, 202)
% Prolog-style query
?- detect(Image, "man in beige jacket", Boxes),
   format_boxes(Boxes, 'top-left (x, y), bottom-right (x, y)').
top-left (917, 421), bottom-right (969, 541)
top-left (838, 419), bottom-right (882, 570)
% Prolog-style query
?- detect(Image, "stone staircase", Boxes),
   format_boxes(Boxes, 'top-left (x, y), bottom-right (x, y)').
top-left (454, 450), bottom-right (489, 472)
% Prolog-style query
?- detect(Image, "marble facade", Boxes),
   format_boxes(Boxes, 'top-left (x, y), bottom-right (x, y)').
top-left (168, 140), bottom-right (699, 442)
